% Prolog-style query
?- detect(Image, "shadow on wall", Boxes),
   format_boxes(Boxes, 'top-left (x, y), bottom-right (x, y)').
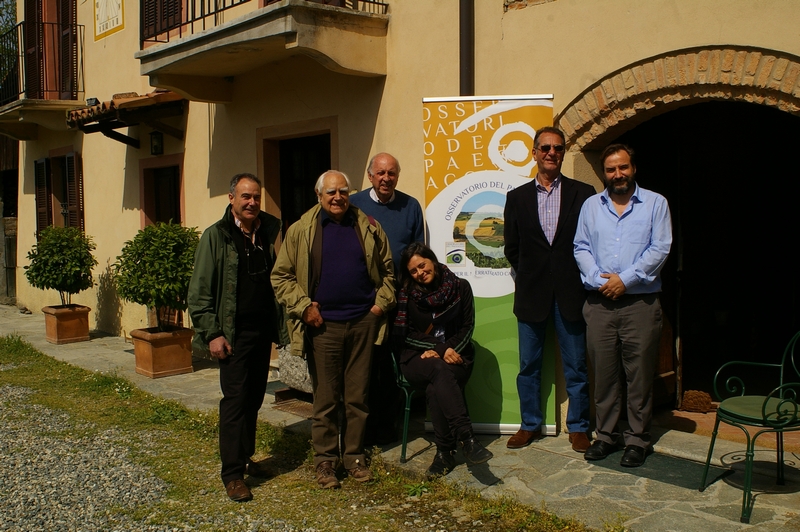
top-left (207, 56), bottom-right (386, 199)
top-left (95, 260), bottom-right (122, 335)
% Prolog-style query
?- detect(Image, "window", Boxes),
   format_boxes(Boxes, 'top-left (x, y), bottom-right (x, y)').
top-left (34, 152), bottom-right (84, 236)
top-left (143, 165), bottom-right (181, 225)
top-left (24, 0), bottom-right (83, 101)
top-left (139, 154), bottom-right (183, 228)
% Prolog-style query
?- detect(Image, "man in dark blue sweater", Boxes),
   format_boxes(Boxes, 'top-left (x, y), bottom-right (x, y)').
top-left (350, 153), bottom-right (424, 273)
top-left (350, 153), bottom-right (424, 444)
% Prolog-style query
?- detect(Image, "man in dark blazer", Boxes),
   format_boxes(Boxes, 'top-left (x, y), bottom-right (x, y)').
top-left (503, 126), bottom-right (595, 452)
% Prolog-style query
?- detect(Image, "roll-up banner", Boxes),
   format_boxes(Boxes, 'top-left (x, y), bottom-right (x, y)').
top-left (422, 95), bottom-right (558, 435)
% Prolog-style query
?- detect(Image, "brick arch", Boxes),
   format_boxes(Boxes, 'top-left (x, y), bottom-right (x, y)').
top-left (557, 47), bottom-right (800, 150)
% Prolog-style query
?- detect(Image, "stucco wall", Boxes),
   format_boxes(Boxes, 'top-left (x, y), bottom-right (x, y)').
top-left (14, 0), bottom-right (800, 337)
top-left (373, 0), bottom-right (800, 190)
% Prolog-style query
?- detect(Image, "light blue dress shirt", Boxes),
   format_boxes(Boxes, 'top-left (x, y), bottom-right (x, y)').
top-left (573, 184), bottom-right (672, 294)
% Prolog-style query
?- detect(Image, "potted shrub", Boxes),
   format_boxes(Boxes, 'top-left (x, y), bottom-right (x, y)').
top-left (24, 226), bottom-right (97, 344)
top-left (114, 222), bottom-right (200, 378)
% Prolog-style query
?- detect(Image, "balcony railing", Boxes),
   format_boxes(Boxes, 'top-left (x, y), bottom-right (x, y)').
top-left (0, 22), bottom-right (85, 107)
top-left (266, 0), bottom-right (388, 14)
top-left (141, 0), bottom-right (389, 46)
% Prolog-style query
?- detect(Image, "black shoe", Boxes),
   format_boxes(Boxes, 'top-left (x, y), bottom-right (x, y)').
top-left (245, 459), bottom-right (274, 478)
top-left (459, 435), bottom-right (493, 465)
top-left (584, 440), bottom-right (620, 461)
top-left (426, 449), bottom-right (456, 479)
top-left (620, 445), bottom-right (649, 467)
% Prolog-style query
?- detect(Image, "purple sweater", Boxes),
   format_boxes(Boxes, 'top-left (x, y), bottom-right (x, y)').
top-left (314, 212), bottom-right (376, 321)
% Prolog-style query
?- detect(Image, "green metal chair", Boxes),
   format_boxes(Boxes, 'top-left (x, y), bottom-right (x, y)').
top-left (699, 330), bottom-right (800, 523)
top-left (390, 349), bottom-right (421, 463)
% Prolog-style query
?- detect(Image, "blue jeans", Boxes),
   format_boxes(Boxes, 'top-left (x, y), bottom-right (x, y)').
top-left (517, 303), bottom-right (590, 433)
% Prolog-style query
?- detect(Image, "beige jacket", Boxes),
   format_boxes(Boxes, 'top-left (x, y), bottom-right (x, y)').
top-left (270, 204), bottom-right (396, 356)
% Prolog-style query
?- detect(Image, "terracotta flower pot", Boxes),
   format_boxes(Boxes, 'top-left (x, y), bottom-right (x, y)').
top-left (42, 305), bottom-right (91, 345)
top-left (130, 326), bottom-right (194, 379)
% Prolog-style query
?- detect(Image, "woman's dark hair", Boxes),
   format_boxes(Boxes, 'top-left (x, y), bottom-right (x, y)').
top-left (399, 242), bottom-right (441, 290)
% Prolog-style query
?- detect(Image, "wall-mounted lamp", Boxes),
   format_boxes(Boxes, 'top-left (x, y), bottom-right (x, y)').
top-left (149, 131), bottom-right (164, 155)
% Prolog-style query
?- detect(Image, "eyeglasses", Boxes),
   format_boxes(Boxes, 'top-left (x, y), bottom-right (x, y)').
top-left (537, 144), bottom-right (565, 153)
top-left (245, 238), bottom-right (270, 281)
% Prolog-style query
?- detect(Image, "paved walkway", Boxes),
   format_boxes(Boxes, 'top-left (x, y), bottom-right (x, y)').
top-left (2, 304), bottom-right (799, 531)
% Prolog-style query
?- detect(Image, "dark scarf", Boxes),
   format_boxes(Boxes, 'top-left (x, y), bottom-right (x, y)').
top-left (394, 264), bottom-right (460, 337)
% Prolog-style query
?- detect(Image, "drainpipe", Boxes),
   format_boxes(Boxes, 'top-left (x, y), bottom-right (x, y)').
top-left (459, 0), bottom-right (474, 96)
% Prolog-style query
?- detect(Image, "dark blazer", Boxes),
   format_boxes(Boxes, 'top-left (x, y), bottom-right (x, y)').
top-left (504, 175), bottom-right (595, 323)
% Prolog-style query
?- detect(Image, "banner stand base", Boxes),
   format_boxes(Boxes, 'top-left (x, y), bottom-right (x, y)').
top-left (425, 422), bottom-right (558, 436)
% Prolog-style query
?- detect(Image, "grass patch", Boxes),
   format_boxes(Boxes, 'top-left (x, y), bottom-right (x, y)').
top-left (0, 334), bottom-right (597, 531)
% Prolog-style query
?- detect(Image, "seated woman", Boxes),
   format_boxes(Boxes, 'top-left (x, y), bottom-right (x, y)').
top-left (394, 242), bottom-right (493, 477)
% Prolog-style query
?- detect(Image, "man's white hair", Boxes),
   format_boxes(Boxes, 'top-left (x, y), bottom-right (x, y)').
top-left (315, 170), bottom-right (352, 197)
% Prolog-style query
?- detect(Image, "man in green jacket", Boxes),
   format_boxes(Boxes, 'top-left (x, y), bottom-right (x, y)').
top-left (271, 170), bottom-right (395, 489)
top-left (188, 173), bottom-right (286, 502)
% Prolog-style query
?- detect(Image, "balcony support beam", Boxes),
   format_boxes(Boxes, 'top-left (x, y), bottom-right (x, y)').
top-left (144, 120), bottom-right (184, 141)
top-left (100, 128), bottom-right (141, 149)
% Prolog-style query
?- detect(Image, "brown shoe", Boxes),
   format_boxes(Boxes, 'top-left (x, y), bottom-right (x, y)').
top-left (315, 461), bottom-right (341, 489)
top-left (225, 479), bottom-right (252, 502)
top-left (568, 432), bottom-right (591, 452)
top-left (507, 428), bottom-right (541, 449)
top-left (347, 464), bottom-right (374, 483)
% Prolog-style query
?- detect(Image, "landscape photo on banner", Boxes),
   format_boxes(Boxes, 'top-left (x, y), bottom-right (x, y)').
top-left (422, 95), bottom-right (560, 434)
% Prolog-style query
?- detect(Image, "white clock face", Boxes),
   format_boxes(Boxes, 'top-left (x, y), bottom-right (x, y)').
top-left (95, 0), bottom-right (124, 40)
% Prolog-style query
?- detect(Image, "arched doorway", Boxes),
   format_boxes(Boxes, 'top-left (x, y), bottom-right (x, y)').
top-left (613, 101), bottom-right (800, 393)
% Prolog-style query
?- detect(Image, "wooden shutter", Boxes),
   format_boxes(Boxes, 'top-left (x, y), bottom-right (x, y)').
top-left (59, 0), bottom-right (78, 99)
top-left (64, 152), bottom-right (84, 231)
top-left (24, 0), bottom-right (44, 99)
top-left (165, 0), bottom-right (181, 30)
top-left (142, 0), bottom-right (182, 41)
top-left (34, 158), bottom-right (52, 237)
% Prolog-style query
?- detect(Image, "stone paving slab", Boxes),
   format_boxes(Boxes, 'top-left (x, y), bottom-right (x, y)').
top-left (2, 304), bottom-right (799, 530)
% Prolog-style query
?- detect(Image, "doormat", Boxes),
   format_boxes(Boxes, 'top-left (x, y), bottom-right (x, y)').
top-left (272, 398), bottom-right (313, 419)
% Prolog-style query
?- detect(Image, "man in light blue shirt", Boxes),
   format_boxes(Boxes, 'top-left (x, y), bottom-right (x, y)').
top-left (574, 143), bottom-right (672, 468)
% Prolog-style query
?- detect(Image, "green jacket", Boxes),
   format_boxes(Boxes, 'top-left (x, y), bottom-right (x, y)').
top-left (188, 205), bottom-right (289, 355)
top-left (271, 204), bottom-right (396, 357)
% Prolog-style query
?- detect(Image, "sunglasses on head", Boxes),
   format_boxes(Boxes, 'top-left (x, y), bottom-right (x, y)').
top-left (537, 144), bottom-right (565, 153)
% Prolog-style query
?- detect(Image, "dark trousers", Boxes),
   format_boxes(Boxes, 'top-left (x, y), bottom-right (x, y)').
top-left (308, 311), bottom-right (378, 469)
top-left (366, 343), bottom-right (400, 435)
top-left (584, 292), bottom-right (662, 449)
top-left (402, 356), bottom-right (472, 450)
top-left (218, 327), bottom-right (271, 484)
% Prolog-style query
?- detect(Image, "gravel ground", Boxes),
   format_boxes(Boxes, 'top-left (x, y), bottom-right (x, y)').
top-left (0, 366), bottom-right (521, 532)
top-left (0, 383), bottom-right (309, 532)
top-left (0, 384), bottom-right (169, 531)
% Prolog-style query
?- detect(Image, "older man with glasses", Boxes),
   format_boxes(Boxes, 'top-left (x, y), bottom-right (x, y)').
top-left (272, 170), bottom-right (395, 489)
top-left (188, 173), bottom-right (287, 502)
top-left (503, 126), bottom-right (595, 452)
